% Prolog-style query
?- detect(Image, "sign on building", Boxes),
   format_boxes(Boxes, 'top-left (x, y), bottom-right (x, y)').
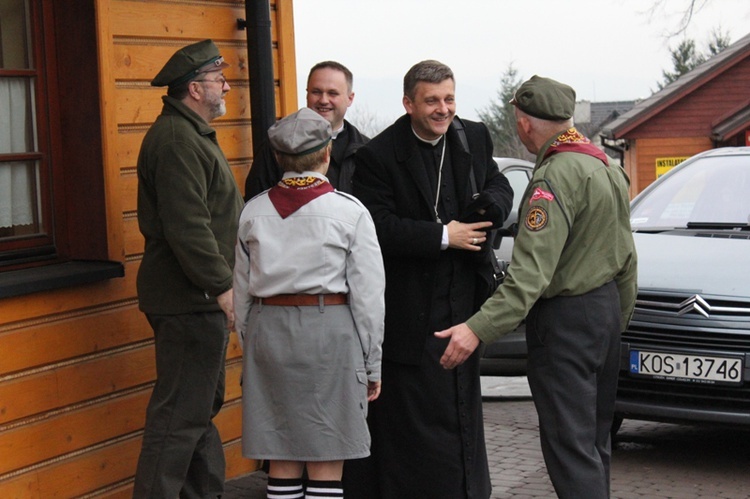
top-left (656, 157), bottom-right (689, 177)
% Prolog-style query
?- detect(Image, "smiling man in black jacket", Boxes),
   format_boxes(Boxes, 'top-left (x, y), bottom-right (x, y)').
top-left (244, 61), bottom-right (369, 199)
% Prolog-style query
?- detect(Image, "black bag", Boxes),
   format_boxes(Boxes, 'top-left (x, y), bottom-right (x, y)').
top-left (453, 117), bottom-right (508, 295)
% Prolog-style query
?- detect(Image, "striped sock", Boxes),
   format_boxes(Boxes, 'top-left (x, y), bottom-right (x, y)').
top-left (305, 479), bottom-right (344, 498)
top-left (267, 476), bottom-right (304, 499)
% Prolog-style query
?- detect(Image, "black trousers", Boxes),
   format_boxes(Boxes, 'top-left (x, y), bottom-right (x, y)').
top-left (526, 280), bottom-right (621, 499)
top-left (133, 312), bottom-right (229, 499)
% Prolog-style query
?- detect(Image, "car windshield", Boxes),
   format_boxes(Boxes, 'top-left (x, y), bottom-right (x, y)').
top-left (630, 154), bottom-right (750, 230)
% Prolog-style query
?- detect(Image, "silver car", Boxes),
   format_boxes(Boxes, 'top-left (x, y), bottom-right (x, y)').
top-left (614, 146), bottom-right (750, 432)
top-left (479, 158), bottom-right (533, 376)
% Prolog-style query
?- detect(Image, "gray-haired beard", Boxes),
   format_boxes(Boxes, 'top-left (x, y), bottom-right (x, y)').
top-left (206, 92), bottom-right (227, 121)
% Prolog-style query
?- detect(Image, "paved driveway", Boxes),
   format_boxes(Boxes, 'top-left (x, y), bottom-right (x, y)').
top-left (226, 377), bottom-right (750, 498)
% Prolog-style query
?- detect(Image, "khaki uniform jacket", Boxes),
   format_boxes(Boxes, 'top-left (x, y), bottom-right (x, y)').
top-left (467, 129), bottom-right (638, 343)
top-left (137, 96), bottom-right (243, 314)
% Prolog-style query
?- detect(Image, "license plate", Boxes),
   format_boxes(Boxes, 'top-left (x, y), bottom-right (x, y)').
top-left (629, 350), bottom-right (743, 385)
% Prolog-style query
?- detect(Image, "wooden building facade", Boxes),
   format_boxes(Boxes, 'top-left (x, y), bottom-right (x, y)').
top-left (0, 1), bottom-right (297, 496)
top-left (602, 32), bottom-right (750, 196)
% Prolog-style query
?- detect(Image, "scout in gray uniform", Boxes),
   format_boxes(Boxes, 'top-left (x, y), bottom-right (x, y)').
top-left (134, 40), bottom-right (243, 498)
top-left (234, 108), bottom-right (385, 499)
top-left (436, 75), bottom-right (638, 499)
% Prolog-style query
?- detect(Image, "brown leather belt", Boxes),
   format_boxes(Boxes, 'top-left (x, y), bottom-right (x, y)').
top-left (253, 293), bottom-right (348, 306)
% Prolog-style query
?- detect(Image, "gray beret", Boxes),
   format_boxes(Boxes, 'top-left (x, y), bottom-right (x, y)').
top-left (510, 75), bottom-right (576, 121)
top-left (268, 108), bottom-right (332, 156)
top-left (151, 39), bottom-right (229, 88)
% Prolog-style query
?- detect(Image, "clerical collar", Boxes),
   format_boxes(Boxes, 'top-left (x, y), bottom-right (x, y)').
top-left (332, 122), bottom-right (345, 140)
top-left (412, 127), bottom-right (443, 147)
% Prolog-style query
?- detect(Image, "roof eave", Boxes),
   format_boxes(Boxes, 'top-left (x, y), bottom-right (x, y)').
top-left (604, 32), bottom-right (750, 140)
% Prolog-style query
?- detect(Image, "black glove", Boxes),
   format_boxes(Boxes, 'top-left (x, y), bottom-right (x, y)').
top-left (460, 192), bottom-right (504, 230)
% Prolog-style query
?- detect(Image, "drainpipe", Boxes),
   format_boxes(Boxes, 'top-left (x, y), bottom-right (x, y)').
top-left (600, 135), bottom-right (627, 166)
top-left (240, 0), bottom-right (277, 156)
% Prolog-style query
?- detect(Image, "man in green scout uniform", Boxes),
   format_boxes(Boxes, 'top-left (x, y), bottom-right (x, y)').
top-left (435, 75), bottom-right (637, 498)
top-left (133, 39), bottom-right (243, 498)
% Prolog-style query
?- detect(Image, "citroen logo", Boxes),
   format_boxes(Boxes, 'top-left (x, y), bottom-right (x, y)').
top-left (676, 295), bottom-right (710, 318)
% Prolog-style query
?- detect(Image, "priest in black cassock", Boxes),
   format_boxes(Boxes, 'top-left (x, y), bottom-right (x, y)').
top-left (347, 60), bottom-right (514, 499)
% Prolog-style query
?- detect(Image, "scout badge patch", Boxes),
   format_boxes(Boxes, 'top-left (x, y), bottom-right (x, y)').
top-left (524, 187), bottom-right (553, 231)
top-left (525, 206), bottom-right (548, 231)
top-left (529, 187), bottom-right (554, 204)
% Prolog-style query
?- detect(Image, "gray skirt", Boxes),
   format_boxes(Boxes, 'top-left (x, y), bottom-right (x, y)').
top-left (241, 302), bottom-right (371, 461)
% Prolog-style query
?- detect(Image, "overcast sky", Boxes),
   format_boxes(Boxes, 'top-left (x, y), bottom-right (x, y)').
top-left (293, 0), bottom-right (750, 128)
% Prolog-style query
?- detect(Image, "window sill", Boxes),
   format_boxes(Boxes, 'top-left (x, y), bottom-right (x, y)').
top-left (0, 260), bottom-right (125, 299)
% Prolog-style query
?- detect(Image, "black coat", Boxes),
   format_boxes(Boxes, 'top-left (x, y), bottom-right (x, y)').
top-left (353, 114), bottom-right (513, 365)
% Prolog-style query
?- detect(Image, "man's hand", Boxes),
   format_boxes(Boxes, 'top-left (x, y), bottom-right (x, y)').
top-left (217, 289), bottom-right (235, 331)
top-left (446, 220), bottom-right (493, 251)
top-left (367, 380), bottom-right (382, 402)
top-left (434, 323), bottom-right (481, 369)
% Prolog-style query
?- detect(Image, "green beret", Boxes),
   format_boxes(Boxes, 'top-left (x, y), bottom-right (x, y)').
top-left (269, 108), bottom-right (332, 156)
top-left (510, 75), bottom-right (576, 121)
top-left (151, 39), bottom-right (229, 88)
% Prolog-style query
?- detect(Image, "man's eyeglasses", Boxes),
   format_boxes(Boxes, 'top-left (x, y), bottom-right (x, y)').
top-left (193, 75), bottom-right (227, 86)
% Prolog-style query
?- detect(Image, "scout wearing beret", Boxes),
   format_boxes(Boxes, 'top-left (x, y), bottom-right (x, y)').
top-left (133, 39), bottom-right (243, 498)
top-left (234, 107), bottom-right (385, 499)
top-left (268, 107), bottom-right (333, 156)
top-left (510, 74), bottom-right (576, 121)
top-left (437, 74), bottom-right (637, 498)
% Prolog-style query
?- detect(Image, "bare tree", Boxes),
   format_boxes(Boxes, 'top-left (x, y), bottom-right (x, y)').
top-left (347, 104), bottom-right (390, 138)
top-left (645, 0), bottom-right (710, 37)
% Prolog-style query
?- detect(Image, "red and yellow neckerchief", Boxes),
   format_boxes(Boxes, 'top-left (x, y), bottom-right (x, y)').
top-left (543, 128), bottom-right (608, 166)
top-left (268, 176), bottom-right (334, 219)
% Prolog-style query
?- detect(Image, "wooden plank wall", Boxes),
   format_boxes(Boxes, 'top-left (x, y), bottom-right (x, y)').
top-left (0, 0), bottom-right (297, 496)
